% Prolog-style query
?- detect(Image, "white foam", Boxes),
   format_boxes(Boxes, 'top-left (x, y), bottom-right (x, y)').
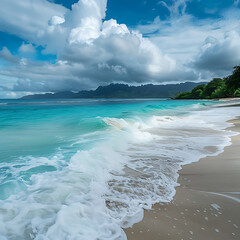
top-left (0, 104), bottom-right (239, 239)
top-left (211, 203), bottom-right (221, 211)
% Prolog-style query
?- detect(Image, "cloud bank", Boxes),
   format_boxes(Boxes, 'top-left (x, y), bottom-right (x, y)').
top-left (0, 0), bottom-right (240, 97)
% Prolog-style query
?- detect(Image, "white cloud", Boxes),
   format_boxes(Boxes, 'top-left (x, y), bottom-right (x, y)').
top-left (137, 4), bottom-right (240, 80)
top-left (0, 0), bottom-right (181, 92)
top-left (193, 31), bottom-right (240, 74)
top-left (158, 0), bottom-right (190, 18)
top-left (49, 16), bottom-right (65, 25)
top-left (18, 43), bottom-right (36, 54)
top-left (0, 47), bottom-right (19, 64)
top-left (0, 90), bottom-right (28, 99)
top-left (0, 0), bottom-right (67, 50)
top-left (0, 0), bottom-right (240, 95)
top-left (67, 0), bottom-right (106, 44)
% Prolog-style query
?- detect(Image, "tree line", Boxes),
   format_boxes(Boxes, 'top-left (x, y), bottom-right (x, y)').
top-left (174, 65), bottom-right (240, 99)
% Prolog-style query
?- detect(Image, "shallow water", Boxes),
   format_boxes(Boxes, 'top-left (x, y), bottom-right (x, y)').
top-left (0, 98), bottom-right (238, 240)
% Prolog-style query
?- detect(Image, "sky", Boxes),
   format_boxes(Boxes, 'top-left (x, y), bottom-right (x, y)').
top-left (0, 0), bottom-right (240, 98)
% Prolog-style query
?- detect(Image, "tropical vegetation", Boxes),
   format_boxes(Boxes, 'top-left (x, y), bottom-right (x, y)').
top-left (174, 65), bottom-right (240, 99)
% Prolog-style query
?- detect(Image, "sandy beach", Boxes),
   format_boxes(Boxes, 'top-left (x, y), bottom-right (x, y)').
top-left (125, 117), bottom-right (240, 240)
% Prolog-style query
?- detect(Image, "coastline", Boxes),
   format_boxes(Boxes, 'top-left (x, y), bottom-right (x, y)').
top-left (125, 117), bottom-right (240, 239)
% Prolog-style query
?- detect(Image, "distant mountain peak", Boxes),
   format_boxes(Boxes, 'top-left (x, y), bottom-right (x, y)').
top-left (21, 82), bottom-right (207, 100)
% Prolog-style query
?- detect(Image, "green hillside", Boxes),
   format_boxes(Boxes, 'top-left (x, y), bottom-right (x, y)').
top-left (174, 65), bottom-right (240, 99)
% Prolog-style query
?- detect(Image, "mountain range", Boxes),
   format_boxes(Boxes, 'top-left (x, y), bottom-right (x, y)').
top-left (21, 82), bottom-right (207, 99)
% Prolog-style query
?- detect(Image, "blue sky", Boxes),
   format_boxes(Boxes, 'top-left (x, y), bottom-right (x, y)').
top-left (0, 0), bottom-right (240, 98)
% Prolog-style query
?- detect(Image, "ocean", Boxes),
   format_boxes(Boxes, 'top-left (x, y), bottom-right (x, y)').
top-left (0, 98), bottom-right (239, 240)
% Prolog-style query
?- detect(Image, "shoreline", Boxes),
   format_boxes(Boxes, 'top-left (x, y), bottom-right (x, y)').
top-left (125, 117), bottom-right (240, 239)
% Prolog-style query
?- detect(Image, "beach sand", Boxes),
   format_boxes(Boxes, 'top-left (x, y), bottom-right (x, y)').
top-left (125, 118), bottom-right (240, 240)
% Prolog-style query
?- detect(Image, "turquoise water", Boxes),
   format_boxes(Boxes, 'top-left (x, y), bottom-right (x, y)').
top-left (0, 98), bottom-right (236, 240)
top-left (0, 99), bottom-right (207, 162)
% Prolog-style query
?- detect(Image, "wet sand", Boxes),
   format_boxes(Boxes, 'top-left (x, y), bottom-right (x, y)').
top-left (125, 118), bottom-right (240, 240)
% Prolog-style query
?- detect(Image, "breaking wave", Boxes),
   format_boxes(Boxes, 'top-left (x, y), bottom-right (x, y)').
top-left (0, 102), bottom-right (239, 240)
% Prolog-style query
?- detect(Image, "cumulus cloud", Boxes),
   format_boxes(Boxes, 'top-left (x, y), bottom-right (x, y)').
top-left (0, 0), bottom-right (181, 93)
top-left (0, 0), bottom-right (239, 96)
top-left (67, 0), bottom-right (107, 44)
top-left (0, 47), bottom-right (19, 64)
top-left (49, 16), bottom-right (65, 25)
top-left (0, 0), bottom-right (67, 51)
top-left (18, 43), bottom-right (36, 54)
top-left (61, 19), bottom-right (176, 79)
top-left (138, 2), bottom-right (240, 81)
top-left (193, 31), bottom-right (240, 74)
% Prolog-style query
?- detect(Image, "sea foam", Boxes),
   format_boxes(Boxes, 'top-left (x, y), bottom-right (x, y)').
top-left (0, 103), bottom-right (239, 240)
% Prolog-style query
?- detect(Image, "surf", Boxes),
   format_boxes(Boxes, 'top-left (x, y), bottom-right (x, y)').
top-left (0, 99), bottom-right (239, 240)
